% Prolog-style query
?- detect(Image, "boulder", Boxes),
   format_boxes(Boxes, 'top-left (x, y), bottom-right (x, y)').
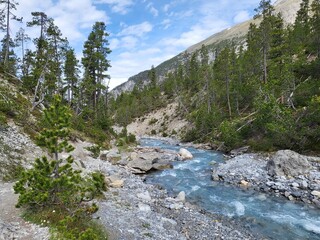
top-left (178, 148), bottom-right (193, 160)
top-left (266, 150), bottom-right (312, 177)
top-left (127, 158), bottom-right (153, 173)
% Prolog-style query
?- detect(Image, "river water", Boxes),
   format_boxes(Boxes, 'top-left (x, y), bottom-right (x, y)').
top-left (141, 138), bottom-right (320, 240)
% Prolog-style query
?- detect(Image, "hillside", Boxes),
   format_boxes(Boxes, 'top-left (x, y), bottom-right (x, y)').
top-left (111, 0), bottom-right (302, 97)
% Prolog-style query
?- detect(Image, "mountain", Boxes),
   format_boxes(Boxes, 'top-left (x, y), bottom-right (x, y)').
top-left (111, 0), bottom-right (302, 97)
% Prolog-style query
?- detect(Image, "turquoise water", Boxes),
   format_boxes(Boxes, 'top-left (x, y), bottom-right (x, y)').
top-left (141, 138), bottom-right (320, 240)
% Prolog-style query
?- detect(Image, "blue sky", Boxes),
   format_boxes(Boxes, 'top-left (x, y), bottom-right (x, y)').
top-left (7, 0), bottom-right (266, 89)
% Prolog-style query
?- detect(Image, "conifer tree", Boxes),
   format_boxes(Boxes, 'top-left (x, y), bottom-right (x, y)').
top-left (14, 95), bottom-right (105, 211)
top-left (82, 22), bottom-right (111, 111)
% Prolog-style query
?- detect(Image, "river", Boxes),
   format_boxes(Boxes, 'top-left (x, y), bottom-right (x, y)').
top-left (141, 138), bottom-right (320, 240)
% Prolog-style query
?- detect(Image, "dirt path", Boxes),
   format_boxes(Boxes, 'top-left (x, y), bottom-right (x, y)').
top-left (0, 181), bottom-right (49, 240)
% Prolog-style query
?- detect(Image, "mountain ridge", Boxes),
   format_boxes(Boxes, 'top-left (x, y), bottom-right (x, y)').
top-left (111, 0), bottom-right (302, 97)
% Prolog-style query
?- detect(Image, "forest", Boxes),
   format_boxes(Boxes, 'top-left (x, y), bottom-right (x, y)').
top-left (0, 0), bottom-right (113, 145)
top-left (112, 0), bottom-right (320, 152)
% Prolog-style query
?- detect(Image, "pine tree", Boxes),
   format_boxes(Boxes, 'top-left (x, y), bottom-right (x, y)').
top-left (14, 95), bottom-right (105, 211)
top-left (64, 48), bottom-right (80, 107)
top-left (82, 22), bottom-right (111, 111)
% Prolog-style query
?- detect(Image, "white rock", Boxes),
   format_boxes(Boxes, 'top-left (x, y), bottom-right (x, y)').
top-left (138, 203), bottom-right (151, 212)
top-left (161, 217), bottom-right (177, 226)
top-left (176, 191), bottom-right (186, 202)
top-left (291, 182), bottom-right (299, 188)
top-left (179, 148), bottom-right (193, 160)
top-left (137, 191), bottom-right (152, 202)
top-left (311, 190), bottom-right (320, 198)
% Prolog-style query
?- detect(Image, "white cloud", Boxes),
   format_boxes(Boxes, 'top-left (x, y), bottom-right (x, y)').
top-left (233, 10), bottom-right (250, 24)
top-left (146, 2), bottom-right (158, 17)
top-left (117, 22), bottom-right (153, 37)
top-left (120, 36), bottom-right (139, 49)
top-left (161, 19), bottom-right (171, 29)
top-left (163, 4), bottom-right (170, 12)
top-left (94, 0), bottom-right (134, 14)
top-left (10, 0), bottom-right (108, 45)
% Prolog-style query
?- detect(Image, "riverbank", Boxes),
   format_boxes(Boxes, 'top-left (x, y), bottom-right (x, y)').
top-left (0, 125), bottom-right (261, 239)
top-left (212, 150), bottom-right (320, 209)
top-left (78, 141), bottom-right (261, 240)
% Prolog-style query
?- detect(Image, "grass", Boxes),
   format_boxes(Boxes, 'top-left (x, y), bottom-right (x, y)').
top-left (22, 207), bottom-right (109, 240)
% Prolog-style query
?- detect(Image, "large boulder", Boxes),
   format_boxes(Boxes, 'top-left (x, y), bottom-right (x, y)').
top-left (267, 150), bottom-right (312, 177)
top-left (178, 148), bottom-right (193, 160)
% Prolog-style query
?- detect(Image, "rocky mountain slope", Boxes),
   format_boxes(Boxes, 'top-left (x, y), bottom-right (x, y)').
top-left (111, 0), bottom-right (302, 97)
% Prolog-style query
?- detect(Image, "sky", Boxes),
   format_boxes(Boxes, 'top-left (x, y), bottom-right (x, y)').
top-left (5, 0), bottom-right (267, 90)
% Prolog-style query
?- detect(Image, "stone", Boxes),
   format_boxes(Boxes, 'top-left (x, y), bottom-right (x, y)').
top-left (301, 181), bottom-right (308, 189)
top-left (284, 191), bottom-right (291, 198)
top-left (109, 179), bottom-right (124, 188)
top-left (137, 191), bottom-right (152, 202)
top-left (130, 152), bottom-right (139, 161)
top-left (288, 195), bottom-right (295, 201)
top-left (212, 173), bottom-right (220, 181)
top-left (267, 150), bottom-right (312, 177)
top-left (138, 203), bottom-right (151, 212)
top-left (161, 217), bottom-right (177, 226)
top-left (178, 148), bottom-right (193, 160)
top-left (311, 190), bottom-right (320, 198)
top-left (169, 203), bottom-right (183, 210)
top-left (291, 182), bottom-right (299, 188)
top-left (240, 180), bottom-right (249, 187)
top-left (105, 175), bottom-right (124, 188)
top-left (127, 158), bottom-right (154, 173)
top-left (230, 146), bottom-right (250, 157)
top-left (176, 191), bottom-right (186, 202)
top-left (152, 162), bottom-right (173, 170)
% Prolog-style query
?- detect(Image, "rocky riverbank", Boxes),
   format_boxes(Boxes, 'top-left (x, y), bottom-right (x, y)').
top-left (0, 124), bottom-right (261, 239)
top-left (212, 150), bottom-right (320, 208)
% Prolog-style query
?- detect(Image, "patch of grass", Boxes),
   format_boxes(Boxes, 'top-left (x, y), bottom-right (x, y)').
top-left (22, 207), bottom-right (108, 240)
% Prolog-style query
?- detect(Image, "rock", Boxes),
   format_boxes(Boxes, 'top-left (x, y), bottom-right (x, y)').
top-left (176, 191), bottom-right (186, 202)
top-left (230, 146), bottom-right (250, 157)
top-left (109, 179), bottom-right (124, 188)
top-left (284, 191), bottom-right (291, 198)
top-left (267, 150), bottom-right (312, 177)
top-left (130, 152), bottom-right (139, 161)
top-left (105, 175), bottom-right (124, 188)
top-left (127, 158), bottom-right (154, 173)
top-left (291, 182), bottom-right (299, 188)
top-left (169, 203), bottom-right (183, 210)
top-left (137, 191), bottom-right (152, 202)
top-left (301, 181), bottom-right (308, 189)
top-left (152, 162), bottom-right (173, 170)
top-left (288, 195), bottom-right (295, 201)
top-left (240, 180), bottom-right (249, 187)
top-left (212, 173), bottom-right (220, 181)
top-left (311, 190), bottom-right (320, 198)
top-left (138, 203), bottom-right (151, 212)
top-left (161, 217), bottom-right (177, 226)
top-left (178, 148), bottom-right (193, 160)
